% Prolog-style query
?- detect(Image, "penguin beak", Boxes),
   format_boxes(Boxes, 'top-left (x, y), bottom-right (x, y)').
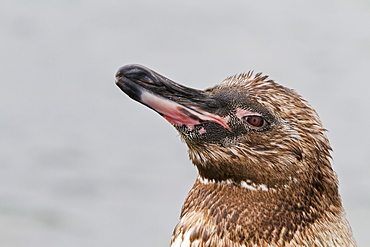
top-left (115, 64), bottom-right (230, 131)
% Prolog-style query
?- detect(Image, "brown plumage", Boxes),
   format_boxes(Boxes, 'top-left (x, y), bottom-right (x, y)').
top-left (115, 64), bottom-right (356, 247)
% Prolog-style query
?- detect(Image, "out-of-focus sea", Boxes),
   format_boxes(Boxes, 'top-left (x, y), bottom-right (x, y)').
top-left (1, 0), bottom-right (369, 246)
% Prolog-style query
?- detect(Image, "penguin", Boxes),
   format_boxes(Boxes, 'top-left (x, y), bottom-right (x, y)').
top-left (115, 64), bottom-right (356, 247)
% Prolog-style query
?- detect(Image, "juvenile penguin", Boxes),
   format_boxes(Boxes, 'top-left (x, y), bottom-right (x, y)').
top-left (115, 64), bottom-right (356, 247)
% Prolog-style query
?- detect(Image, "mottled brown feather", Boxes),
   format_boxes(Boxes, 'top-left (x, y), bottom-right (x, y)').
top-left (171, 73), bottom-right (356, 247)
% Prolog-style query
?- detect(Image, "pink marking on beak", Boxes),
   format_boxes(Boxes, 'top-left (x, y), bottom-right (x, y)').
top-left (140, 91), bottom-right (231, 131)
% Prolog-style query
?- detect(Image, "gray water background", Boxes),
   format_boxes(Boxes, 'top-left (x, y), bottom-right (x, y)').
top-left (1, 0), bottom-right (369, 246)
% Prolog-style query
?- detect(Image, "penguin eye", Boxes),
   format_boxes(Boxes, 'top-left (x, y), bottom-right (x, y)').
top-left (244, 116), bottom-right (267, 128)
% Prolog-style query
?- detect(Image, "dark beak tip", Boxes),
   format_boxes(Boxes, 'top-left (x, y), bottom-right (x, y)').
top-left (115, 64), bottom-right (134, 78)
top-left (115, 64), bottom-right (156, 85)
top-left (116, 64), bottom-right (148, 75)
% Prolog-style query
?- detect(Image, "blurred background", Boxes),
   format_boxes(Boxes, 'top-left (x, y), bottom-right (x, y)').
top-left (1, 0), bottom-right (369, 246)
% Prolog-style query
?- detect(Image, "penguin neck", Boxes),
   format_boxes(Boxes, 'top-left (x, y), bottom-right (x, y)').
top-left (171, 176), bottom-right (353, 247)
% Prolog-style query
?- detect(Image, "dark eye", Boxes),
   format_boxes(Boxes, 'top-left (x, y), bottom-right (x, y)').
top-left (245, 116), bottom-right (266, 128)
